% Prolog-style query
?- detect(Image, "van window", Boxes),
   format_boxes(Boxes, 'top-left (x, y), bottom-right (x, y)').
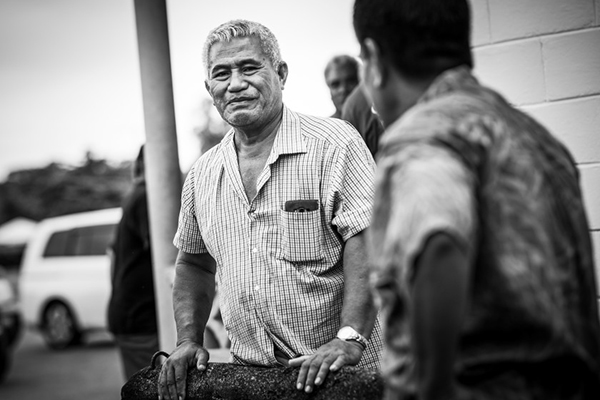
top-left (43, 224), bottom-right (117, 257)
top-left (43, 230), bottom-right (71, 257)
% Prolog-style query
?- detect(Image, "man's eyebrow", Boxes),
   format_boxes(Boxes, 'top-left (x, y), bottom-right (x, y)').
top-left (210, 58), bottom-right (263, 72)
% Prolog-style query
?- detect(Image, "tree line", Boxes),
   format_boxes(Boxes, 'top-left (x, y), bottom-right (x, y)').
top-left (0, 152), bottom-right (133, 226)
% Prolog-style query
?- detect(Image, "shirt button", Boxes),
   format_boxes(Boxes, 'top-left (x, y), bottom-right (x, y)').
top-left (252, 247), bottom-right (258, 253)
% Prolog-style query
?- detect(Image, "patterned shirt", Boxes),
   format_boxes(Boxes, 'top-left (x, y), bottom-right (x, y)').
top-left (175, 105), bottom-right (382, 368)
top-left (369, 66), bottom-right (600, 398)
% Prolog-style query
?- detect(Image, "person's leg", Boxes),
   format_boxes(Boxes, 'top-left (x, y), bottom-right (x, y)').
top-left (115, 333), bottom-right (160, 381)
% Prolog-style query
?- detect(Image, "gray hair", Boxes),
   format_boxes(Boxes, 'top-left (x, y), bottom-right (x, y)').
top-left (202, 19), bottom-right (283, 76)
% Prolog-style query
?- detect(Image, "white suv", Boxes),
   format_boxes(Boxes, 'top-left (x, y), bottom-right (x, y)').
top-left (19, 208), bottom-right (121, 349)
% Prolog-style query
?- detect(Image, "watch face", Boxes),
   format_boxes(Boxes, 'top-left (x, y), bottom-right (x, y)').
top-left (338, 326), bottom-right (354, 339)
top-left (339, 326), bottom-right (356, 339)
top-left (337, 326), bottom-right (367, 349)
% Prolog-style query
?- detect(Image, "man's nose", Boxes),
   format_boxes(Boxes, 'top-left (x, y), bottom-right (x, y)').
top-left (228, 70), bottom-right (247, 91)
top-left (341, 82), bottom-right (355, 94)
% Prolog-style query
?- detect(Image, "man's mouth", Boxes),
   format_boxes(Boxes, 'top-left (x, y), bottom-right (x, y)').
top-left (228, 97), bottom-right (254, 105)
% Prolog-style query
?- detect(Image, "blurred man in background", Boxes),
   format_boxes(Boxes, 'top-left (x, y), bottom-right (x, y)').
top-left (324, 55), bottom-right (359, 119)
top-left (341, 83), bottom-right (384, 158)
top-left (108, 145), bottom-right (158, 381)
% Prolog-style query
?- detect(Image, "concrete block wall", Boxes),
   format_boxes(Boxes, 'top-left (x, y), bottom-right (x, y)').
top-left (469, 0), bottom-right (600, 286)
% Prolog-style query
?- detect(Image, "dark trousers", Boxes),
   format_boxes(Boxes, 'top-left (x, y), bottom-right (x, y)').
top-left (115, 333), bottom-right (160, 381)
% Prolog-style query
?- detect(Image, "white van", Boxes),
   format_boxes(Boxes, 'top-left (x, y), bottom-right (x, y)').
top-left (19, 208), bottom-right (121, 349)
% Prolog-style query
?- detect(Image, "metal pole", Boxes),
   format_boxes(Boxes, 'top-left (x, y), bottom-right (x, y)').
top-left (133, 0), bottom-right (180, 352)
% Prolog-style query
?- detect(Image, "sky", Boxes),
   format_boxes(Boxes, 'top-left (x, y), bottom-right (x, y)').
top-left (0, 0), bottom-right (359, 181)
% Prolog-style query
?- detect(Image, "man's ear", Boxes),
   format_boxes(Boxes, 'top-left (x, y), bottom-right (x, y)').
top-left (277, 62), bottom-right (289, 89)
top-left (363, 38), bottom-right (385, 88)
top-left (204, 80), bottom-right (215, 104)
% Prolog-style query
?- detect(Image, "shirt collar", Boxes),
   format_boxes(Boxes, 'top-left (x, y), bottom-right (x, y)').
top-left (271, 105), bottom-right (306, 156)
top-left (417, 65), bottom-right (478, 105)
top-left (219, 104), bottom-right (306, 165)
top-left (379, 65), bottom-right (477, 154)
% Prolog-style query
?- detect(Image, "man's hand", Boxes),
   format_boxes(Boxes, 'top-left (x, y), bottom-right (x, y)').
top-left (288, 338), bottom-right (363, 393)
top-left (157, 341), bottom-right (210, 400)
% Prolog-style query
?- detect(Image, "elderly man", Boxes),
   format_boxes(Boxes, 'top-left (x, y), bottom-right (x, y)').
top-left (158, 19), bottom-right (382, 400)
top-left (324, 55), bottom-right (360, 119)
top-left (354, 0), bottom-right (600, 399)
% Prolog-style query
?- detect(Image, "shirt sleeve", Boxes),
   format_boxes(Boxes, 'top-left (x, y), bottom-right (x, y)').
top-left (173, 163), bottom-right (207, 254)
top-left (369, 141), bottom-right (477, 285)
top-left (330, 130), bottom-right (377, 241)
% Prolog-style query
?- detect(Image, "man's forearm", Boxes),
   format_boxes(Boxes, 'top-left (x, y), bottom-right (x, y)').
top-left (412, 232), bottom-right (471, 399)
top-left (173, 251), bottom-right (216, 346)
top-left (341, 231), bottom-right (378, 338)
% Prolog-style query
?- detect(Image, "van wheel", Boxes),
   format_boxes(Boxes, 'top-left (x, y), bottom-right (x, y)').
top-left (42, 302), bottom-right (81, 350)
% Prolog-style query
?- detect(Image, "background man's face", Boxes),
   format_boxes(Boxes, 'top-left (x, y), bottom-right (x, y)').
top-left (205, 36), bottom-right (284, 129)
top-left (325, 64), bottom-right (359, 113)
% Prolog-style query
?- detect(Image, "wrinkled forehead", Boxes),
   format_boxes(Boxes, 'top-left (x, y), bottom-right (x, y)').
top-left (206, 35), bottom-right (269, 72)
top-left (208, 36), bottom-right (267, 69)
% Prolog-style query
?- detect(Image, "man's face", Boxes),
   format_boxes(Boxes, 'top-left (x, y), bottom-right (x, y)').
top-left (359, 42), bottom-right (389, 127)
top-left (205, 36), bottom-right (286, 129)
top-left (325, 64), bottom-right (359, 113)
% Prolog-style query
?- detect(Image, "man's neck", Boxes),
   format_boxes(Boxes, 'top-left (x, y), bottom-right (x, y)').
top-left (383, 71), bottom-right (436, 127)
top-left (233, 107), bottom-right (283, 156)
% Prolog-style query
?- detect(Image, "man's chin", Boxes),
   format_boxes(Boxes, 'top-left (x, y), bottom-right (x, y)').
top-left (225, 111), bottom-right (258, 128)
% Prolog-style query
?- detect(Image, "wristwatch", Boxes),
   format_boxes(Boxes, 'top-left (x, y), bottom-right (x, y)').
top-left (336, 326), bottom-right (368, 350)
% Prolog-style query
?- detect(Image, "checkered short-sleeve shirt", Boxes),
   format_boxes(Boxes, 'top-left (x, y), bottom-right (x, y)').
top-left (174, 105), bottom-right (382, 368)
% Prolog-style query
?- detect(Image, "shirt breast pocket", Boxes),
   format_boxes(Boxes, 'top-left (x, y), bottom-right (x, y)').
top-left (280, 206), bottom-right (324, 262)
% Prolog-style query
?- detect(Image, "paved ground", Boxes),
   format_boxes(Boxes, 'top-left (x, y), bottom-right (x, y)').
top-left (0, 327), bottom-right (230, 400)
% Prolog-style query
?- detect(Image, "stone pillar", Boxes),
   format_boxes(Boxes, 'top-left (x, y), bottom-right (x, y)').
top-left (133, 0), bottom-right (180, 352)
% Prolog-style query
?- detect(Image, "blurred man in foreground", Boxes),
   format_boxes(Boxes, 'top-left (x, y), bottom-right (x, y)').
top-left (354, 0), bottom-right (600, 398)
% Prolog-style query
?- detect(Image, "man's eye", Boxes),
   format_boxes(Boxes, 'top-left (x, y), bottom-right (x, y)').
top-left (242, 66), bottom-right (259, 75)
top-left (212, 71), bottom-right (229, 80)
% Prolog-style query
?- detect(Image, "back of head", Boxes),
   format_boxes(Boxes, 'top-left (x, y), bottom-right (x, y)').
top-left (353, 0), bottom-right (472, 80)
top-left (202, 19), bottom-right (283, 76)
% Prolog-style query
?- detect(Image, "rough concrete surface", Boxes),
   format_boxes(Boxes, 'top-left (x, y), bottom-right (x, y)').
top-left (122, 362), bottom-right (383, 400)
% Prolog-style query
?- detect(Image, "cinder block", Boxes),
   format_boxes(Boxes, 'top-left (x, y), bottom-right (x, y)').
top-left (473, 39), bottom-right (544, 105)
top-left (543, 29), bottom-right (600, 100)
top-left (580, 165), bottom-right (600, 231)
top-left (522, 96), bottom-right (600, 164)
top-left (470, 0), bottom-right (491, 47)
top-left (489, 0), bottom-right (595, 42)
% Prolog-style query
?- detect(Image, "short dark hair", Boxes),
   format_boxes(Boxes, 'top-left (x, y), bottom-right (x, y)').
top-left (353, 0), bottom-right (473, 80)
top-left (324, 55), bottom-right (360, 79)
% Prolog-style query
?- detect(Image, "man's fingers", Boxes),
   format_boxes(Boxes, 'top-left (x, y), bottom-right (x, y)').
top-left (329, 355), bottom-right (346, 372)
top-left (165, 363), bottom-right (180, 400)
top-left (174, 361), bottom-right (188, 400)
top-left (296, 363), bottom-right (309, 390)
top-left (313, 358), bottom-right (335, 387)
top-left (157, 365), bottom-right (168, 400)
top-left (297, 357), bottom-right (325, 393)
top-left (288, 355), bottom-right (310, 367)
top-left (196, 349), bottom-right (210, 370)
